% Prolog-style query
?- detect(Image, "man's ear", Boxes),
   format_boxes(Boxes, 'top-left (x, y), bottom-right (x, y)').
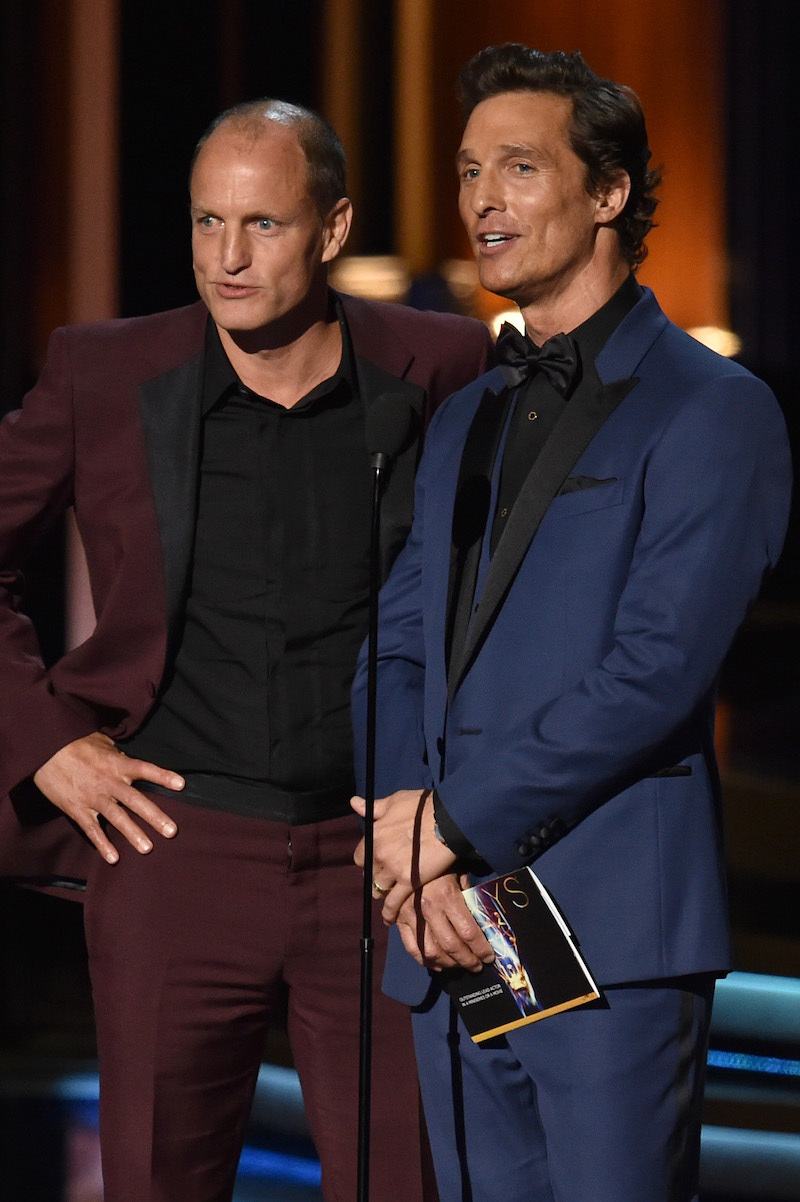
top-left (594, 171), bottom-right (631, 226)
top-left (321, 197), bottom-right (353, 264)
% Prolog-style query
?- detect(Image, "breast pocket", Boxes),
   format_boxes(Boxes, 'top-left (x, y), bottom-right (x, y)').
top-left (549, 476), bottom-right (625, 519)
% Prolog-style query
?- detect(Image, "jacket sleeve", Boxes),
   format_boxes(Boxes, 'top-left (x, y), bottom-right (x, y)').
top-left (434, 374), bottom-right (792, 870)
top-left (351, 312), bottom-right (492, 793)
top-left (0, 328), bottom-right (100, 795)
top-left (352, 403), bottom-right (442, 799)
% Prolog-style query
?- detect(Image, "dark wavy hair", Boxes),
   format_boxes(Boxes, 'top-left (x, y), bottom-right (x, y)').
top-left (458, 44), bottom-right (661, 266)
top-left (191, 99), bottom-right (347, 217)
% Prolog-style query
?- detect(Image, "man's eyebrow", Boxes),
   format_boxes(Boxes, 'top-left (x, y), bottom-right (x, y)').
top-left (500, 141), bottom-right (549, 159)
top-left (456, 142), bottom-right (550, 167)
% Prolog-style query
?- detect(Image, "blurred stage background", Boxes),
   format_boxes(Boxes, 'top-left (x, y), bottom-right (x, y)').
top-left (1, 1), bottom-right (798, 1199)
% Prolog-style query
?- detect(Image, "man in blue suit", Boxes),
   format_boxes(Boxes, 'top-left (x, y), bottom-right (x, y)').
top-left (352, 44), bottom-right (792, 1202)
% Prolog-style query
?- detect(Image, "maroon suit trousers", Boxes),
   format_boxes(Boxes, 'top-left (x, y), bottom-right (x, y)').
top-left (83, 798), bottom-right (435, 1202)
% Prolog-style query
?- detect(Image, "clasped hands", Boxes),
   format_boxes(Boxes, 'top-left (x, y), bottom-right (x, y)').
top-left (351, 789), bottom-right (494, 974)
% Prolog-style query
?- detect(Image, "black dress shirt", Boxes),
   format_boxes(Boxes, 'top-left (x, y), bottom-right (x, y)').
top-left (491, 273), bottom-right (642, 552)
top-left (123, 302), bottom-right (376, 816)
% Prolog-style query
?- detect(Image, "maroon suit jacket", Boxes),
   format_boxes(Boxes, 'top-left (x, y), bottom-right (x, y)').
top-left (0, 293), bottom-right (492, 888)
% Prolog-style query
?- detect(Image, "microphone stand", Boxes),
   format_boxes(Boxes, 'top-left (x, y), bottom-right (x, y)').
top-left (357, 448), bottom-right (390, 1202)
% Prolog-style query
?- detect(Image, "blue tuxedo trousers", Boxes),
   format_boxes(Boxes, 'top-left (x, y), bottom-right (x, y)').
top-left (412, 974), bottom-right (715, 1202)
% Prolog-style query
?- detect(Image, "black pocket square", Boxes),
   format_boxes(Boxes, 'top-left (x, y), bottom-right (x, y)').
top-left (558, 475), bottom-right (618, 494)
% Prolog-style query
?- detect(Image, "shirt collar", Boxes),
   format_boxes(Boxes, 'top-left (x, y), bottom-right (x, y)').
top-left (201, 293), bottom-right (356, 416)
top-left (567, 272), bottom-right (643, 366)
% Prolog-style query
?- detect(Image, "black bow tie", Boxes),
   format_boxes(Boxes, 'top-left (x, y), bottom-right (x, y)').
top-left (495, 323), bottom-right (580, 396)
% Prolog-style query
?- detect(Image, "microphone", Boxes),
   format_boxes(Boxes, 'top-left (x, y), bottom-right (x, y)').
top-left (365, 394), bottom-right (415, 471)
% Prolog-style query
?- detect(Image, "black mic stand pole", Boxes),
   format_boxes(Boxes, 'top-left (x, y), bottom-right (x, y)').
top-left (357, 448), bottom-right (389, 1202)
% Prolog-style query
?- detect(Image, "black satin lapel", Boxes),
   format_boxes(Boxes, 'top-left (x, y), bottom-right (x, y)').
top-left (450, 374), bottom-right (639, 693)
top-left (356, 356), bottom-right (426, 581)
top-left (137, 354), bottom-right (204, 641)
top-left (446, 384), bottom-right (511, 681)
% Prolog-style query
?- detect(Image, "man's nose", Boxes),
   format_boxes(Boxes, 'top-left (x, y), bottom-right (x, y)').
top-left (471, 172), bottom-right (505, 216)
top-left (220, 226), bottom-right (250, 273)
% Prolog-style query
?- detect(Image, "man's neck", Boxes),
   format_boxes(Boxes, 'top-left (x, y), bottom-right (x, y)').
top-left (217, 304), bottom-right (343, 409)
top-left (519, 252), bottom-right (631, 346)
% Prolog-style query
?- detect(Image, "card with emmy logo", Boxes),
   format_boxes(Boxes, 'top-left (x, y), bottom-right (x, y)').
top-left (445, 867), bottom-right (601, 1042)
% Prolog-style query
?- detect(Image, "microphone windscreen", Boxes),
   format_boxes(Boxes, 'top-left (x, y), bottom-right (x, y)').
top-left (365, 394), bottom-right (415, 460)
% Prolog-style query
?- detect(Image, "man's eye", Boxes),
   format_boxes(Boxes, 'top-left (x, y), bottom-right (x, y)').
top-left (199, 216), bottom-right (216, 227)
top-left (514, 162), bottom-right (534, 173)
top-left (461, 167), bottom-right (479, 181)
top-left (256, 218), bottom-right (275, 231)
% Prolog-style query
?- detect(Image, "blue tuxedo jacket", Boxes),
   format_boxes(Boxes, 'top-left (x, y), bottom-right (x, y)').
top-left (354, 288), bottom-right (792, 1005)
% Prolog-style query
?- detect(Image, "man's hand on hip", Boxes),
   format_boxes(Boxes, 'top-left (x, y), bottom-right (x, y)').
top-left (33, 732), bottom-right (183, 863)
top-left (351, 788), bottom-right (457, 923)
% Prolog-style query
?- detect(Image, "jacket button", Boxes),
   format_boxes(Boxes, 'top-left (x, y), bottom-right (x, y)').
top-left (550, 817), bottom-right (566, 840)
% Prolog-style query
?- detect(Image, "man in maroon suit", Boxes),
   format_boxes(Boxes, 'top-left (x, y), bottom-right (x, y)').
top-left (0, 99), bottom-right (491, 1202)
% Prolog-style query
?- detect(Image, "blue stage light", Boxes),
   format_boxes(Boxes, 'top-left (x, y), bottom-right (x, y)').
top-left (707, 1049), bottom-right (800, 1077)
